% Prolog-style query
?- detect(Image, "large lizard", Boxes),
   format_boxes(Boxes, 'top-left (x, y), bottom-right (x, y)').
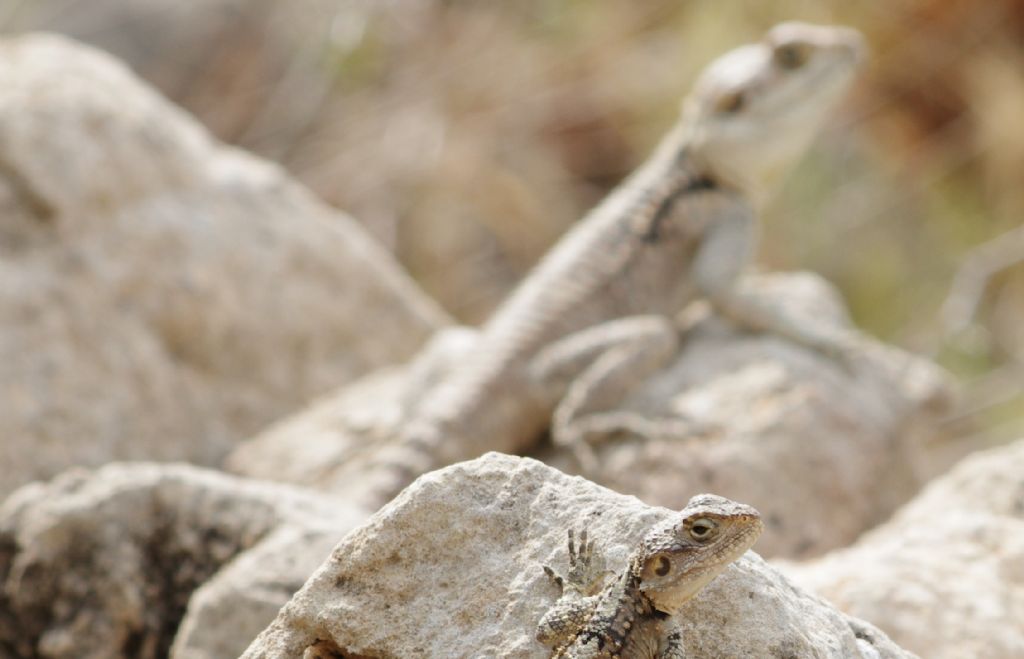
top-left (342, 23), bottom-right (866, 509)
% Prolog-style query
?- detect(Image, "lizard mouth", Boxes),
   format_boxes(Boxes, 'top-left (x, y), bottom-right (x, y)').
top-left (704, 516), bottom-right (764, 565)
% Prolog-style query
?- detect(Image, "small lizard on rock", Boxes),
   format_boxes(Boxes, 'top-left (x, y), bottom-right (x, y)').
top-left (537, 494), bottom-right (763, 658)
top-left (342, 23), bottom-right (866, 509)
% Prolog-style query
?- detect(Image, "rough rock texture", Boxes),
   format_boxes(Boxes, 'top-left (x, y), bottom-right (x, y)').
top-left (227, 326), bottom-right (478, 497)
top-left (0, 33), bottom-right (448, 498)
top-left (241, 452), bottom-right (913, 658)
top-left (0, 462), bottom-right (363, 659)
top-left (229, 273), bottom-right (954, 558)
top-left (539, 273), bottom-right (955, 558)
top-left (782, 438), bottom-right (1024, 659)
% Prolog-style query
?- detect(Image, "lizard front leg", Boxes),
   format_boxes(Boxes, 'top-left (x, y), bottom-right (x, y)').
top-left (537, 529), bottom-right (612, 649)
top-left (656, 618), bottom-right (687, 659)
top-left (693, 197), bottom-right (860, 367)
top-left (531, 316), bottom-right (703, 468)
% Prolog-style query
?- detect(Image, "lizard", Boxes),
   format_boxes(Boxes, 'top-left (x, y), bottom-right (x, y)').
top-left (536, 493), bottom-right (764, 658)
top-left (338, 22), bottom-right (867, 509)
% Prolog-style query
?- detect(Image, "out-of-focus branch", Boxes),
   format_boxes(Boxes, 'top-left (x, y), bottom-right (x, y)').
top-left (939, 361), bottom-right (1024, 427)
top-left (941, 224), bottom-right (1024, 337)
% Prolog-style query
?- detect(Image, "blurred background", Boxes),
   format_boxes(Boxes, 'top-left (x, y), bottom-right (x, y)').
top-left (3, 0), bottom-right (1022, 444)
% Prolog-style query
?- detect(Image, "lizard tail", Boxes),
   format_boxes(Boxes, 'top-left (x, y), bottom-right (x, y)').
top-left (350, 422), bottom-right (448, 510)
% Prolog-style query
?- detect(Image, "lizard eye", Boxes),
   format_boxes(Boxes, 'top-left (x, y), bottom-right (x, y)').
top-left (774, 42), bottom-right (810, 70)
top-left (689, 518), bottom-right (718, 541)
top-left (714, 90), bottom-right (745, 115)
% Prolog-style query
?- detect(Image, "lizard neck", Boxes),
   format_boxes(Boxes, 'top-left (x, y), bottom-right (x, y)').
top-left (619, 557), bottom-right (657, 617)
top-left (618, 125), bottom-right (723, 243)
top-left (645, 123), bottom-right (709, 187)
top-left (673, 119), bottom-right (771, 208)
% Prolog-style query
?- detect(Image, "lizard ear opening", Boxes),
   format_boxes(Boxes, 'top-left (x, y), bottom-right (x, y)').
top-left (641, 553), bottom-right (673, 581)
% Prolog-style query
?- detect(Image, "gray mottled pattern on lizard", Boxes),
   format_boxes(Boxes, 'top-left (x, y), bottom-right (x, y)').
top-left (343, 23), bottom-right (866, 509)
top-left (537, 494), bottom-right (764, 658)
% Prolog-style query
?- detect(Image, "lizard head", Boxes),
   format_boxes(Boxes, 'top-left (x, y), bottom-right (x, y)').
top-left (636, 493), bottom-right (763, 615)
top-left (682, 22), bottom-right (865, 204)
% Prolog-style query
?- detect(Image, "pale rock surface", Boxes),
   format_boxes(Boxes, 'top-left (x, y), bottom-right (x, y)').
top-left (540, 272), bottom-right (954, 559)
top-left (229, 273), bottom-right (954, 558)
top-left (227, 326), bottom-right (478, 497)
top-left (0, 462), bottom-right (363, 659)
top-left (241, 452), bottom-right (913, 658)
top-left (0, 33), bottom-right (448, 498)
top-left (782, 437), bottom-right (1024, 659)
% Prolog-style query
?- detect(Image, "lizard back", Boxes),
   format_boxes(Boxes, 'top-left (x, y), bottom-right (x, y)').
top-left (411, 133), bottom-right (723, 453)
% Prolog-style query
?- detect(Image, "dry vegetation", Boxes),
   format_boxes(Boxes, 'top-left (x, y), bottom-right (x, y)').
top-left (4, 0), bottom-right (1023, 443)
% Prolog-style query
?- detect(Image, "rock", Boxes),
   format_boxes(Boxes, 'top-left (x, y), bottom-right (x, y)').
top-left (226, 326), bottom-right (479, 497)
top-left (539, 272), bottom-right (955, 559)
top-left (171, 524), bottom-right (345, 659)
top-left (781, 437), bottom-right (1024, 659)
top-left (229, 272), bottom-right (954, 558)
top-left (0, 462), bottom-right (363, 659)
top-left (241, 452), bottom-right (913, 658)
top-left (0, 33), bottom-right (449, 498)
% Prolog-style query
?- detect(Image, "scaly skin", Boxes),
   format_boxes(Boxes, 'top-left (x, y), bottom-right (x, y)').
top-left (341, 23), bottom-right (866, 510)
top-left (537, 494), bottom-right (764, 658)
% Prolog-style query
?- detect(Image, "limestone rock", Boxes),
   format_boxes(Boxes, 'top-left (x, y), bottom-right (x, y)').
top-left (171, 524), bottom-right (345, 659)
top-left (0, 462), bottom-right (362, 659)
top-left (540, 272), bottom-right (955, 559)
top-left (0, 33), bottom-right (448, 498)
top-left (227, 326), bottom-right (478, 496)
top-left (781, 438), bottom-right (1024, 659)
top-left (241, 452), bottom-right (913, 658)
top-left (229, 273), bottom-right (954, 558)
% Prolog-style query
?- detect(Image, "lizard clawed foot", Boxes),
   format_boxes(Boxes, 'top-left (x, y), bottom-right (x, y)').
top-left (552, 415), bottom-right (615, 475)
top-left (554, 411), bottom-right (720, 475)
top-left (558, 433), bottom-right (602, 476)
top-left (541, 564), bottom-right (564, 594)
top-left (542, 528), bottom-right (612, 597)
